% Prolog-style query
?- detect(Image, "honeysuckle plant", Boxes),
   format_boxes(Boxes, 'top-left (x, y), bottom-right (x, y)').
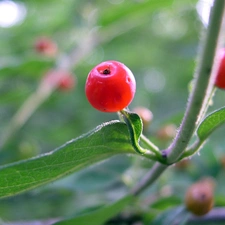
top-left (1, 0), bottom-right (225, 224)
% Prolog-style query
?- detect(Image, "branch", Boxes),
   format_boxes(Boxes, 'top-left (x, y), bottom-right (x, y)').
top-left (166, 0), bottom-right (225, 164)
top-left (187, 207), bottom-right (225, 224)
top-left (131, 0), bottom-right (225, 195)
top-left (131, 162), bottom-right (167, 195)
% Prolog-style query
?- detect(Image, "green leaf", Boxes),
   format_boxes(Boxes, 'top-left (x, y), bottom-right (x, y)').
top-left (151, 196), bottom-right (182, 210)
top-left (125, 111), bottom-right (143, 142)
top-left (73, 155), bottom-right (131, 192)
top-left (53, 195), bottom-right (134, 225)
top-left (197, 107), bottom-right (225, 141)
top-left (0, 121), bottom-right (135, 199)
top-left (120, 110), bottom-right (144, 153)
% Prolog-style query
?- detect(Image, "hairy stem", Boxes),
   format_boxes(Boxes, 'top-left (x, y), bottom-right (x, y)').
top-left (132, 0), bottom-right (225, 195)
top-left (166, 0), bottom-right (225, 164)
top-left (131, 162), bottom-right (167, 195)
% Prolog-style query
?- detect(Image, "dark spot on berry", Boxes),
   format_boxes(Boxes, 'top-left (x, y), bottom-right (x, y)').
top-left (102, 69), bottom-right (110, 75)
top-left (200, 193), bottom-right (206, 201)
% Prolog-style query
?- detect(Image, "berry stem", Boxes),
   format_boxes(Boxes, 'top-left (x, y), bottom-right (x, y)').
top-left (131, 0), bottom-right (225, 195)
top-left (139, 134), bottom-right (161, 158)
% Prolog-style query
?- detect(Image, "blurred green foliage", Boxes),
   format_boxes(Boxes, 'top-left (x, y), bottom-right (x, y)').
top-left (1, 0), bottom-right (225, 224)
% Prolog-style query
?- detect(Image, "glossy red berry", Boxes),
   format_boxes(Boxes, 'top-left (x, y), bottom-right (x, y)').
top-left (215, 48), bottom-right (225, 89)
top-left (85, 60), bottom-right (136, 112)
top-left (42, 70), bottom-right (75, 91)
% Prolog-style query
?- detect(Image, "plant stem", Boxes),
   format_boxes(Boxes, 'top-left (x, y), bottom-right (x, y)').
top-left (178, 138), bottom-right (202, 159)
top-left (0, 84), bottom-right (55, 149)
top-left (166, 0), bottom-right (225, 164)
top-left (131, 162), bottom-right (167, 195)
top-left (132, 0), bottom-right (225, 195)
top-left (140, 134), bottom-right (161, 157)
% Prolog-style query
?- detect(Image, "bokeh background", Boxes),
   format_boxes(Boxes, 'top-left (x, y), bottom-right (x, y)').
top-left (1, 0), bottom-right (225, 224)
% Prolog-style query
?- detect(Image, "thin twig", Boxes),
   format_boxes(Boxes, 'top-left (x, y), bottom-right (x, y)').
top-left (131, 162), bottom-right (167, 195)
top-left (0, 84), bottom-right (55, 149)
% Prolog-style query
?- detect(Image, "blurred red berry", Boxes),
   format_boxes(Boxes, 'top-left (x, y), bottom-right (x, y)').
top-left (185, 178), bottom-right (215, 216)
top-left (156, 124), bottom-right (177, 140)
top-left (34, 37), bottom-right (58, 57)
top-left (58, 75), bottom-right (75, 91)
top-left (42, 70), bottom-right (75, 91)
top-left (215, 48), bottom-right (225, 89)
top-left (133, 106), bottom-right (153, 129)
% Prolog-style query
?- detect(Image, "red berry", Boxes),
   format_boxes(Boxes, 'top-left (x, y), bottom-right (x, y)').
top-left (42, 70), bottom-right (75, 91)
top-left (156, 124), bottom-right (177, 140)
top-left (58, 75), bottom-right (75, 91)
top-left (133, 106), bottom-right (153, 129)
top-left (34, 37), bottom-right (58, 57)
top-left (85, 60), bottom-right (136, 112)
top-left (215, 48), bottom-right (225, 89)
top-left (185, 178), bottom-right (215, 216)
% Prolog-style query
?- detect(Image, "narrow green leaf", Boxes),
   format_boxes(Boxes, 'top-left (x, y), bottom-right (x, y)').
top-left (120, 110), bottom-right (144, 153)
top-left (0, 121), bottom-right (135, 199)
top-left (125, 111), bottom-right (143, 143)
top-left (197, 107), bottom-right (225, 141)
top-left (150, 196), bottom-right (182, 210)
top-left (53, 195), bottom-right (134, 225)
top-left (120, 110), bottom-right (161, 161)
